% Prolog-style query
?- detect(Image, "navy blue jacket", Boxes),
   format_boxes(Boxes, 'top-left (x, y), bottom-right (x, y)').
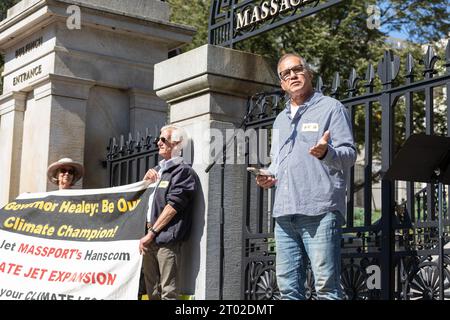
top-left (147, 159), bottom-right (198, 245)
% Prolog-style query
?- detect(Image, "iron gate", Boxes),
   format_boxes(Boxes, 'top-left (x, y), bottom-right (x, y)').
top-left (106, 129), bottom-right (161, 187)
top-left (105, 44), bottom-right (450, 300)
top-left (241, 45), bottom-right (450, 300)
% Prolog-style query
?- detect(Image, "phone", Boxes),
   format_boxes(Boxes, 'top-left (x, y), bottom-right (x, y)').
top-left (246, 167), bottom-right (272, 176)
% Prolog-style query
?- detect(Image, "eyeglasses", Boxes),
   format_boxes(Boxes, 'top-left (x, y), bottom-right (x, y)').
top-left (279, 64), bottom-right (305, 81)
top-left (59, 168), bottom-right (74, 175)
top-left (156, 137), bottom-right (169, 144)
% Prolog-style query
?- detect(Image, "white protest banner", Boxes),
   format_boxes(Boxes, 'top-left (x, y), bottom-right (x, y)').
top-left (0, 181), bottom-right (152, 300)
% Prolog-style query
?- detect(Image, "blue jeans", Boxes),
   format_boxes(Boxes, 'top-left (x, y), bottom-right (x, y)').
top-left (274, 211), bottom-right (343, 300)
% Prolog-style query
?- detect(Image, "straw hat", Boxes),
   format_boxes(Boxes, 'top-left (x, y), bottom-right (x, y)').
top-left (47, 158), bottom-right (84, 186)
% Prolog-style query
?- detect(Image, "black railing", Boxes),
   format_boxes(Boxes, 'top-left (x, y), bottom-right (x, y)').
top-left (106, 128), bottom-right (161, 187)
top-left (208, 0), bottom-right (343, 48)
top-left (241, 42), bottom-right (450, 300)
top-left (105, 42), bottom-right (450, 300)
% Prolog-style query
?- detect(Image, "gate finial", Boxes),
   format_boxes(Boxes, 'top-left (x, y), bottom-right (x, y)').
top-left (331, 72), bottom-right (341, 98)
top-left (377, 50), bottom-right (400, 87)
top-left (346, 68), bottom-right (360, 98)
top-left (423, 46), bottom-right (439, 78)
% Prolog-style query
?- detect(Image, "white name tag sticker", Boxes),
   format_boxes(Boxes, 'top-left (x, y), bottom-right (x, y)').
top-left (158, 181), bottom-right (169, 188)
top-left (301, 123), bottom-right (319, 132)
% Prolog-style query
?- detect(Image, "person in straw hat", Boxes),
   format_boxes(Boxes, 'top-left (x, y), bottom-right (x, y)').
top-left (47, 158), bottom-right (84, 190)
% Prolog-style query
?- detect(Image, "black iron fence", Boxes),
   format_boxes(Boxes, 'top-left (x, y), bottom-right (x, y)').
top-left (106, 42), bottom-right (450, 300)
top-left (106, 129), bottom-right (161, 187)
top-left (241, 43), bottom-right (450, 300)
top-left (208, 0), bottom-right (343, 48)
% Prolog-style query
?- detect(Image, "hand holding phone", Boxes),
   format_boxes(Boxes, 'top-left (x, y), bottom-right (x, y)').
top-left (247, 167), bottom-right (272, 176)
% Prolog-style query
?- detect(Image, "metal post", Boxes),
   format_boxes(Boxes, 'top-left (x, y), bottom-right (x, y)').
top-left (219, 145), bottom-right (225, 300)
top-left (380, 91), bottom-right (395, 300)
top-left (438, 181), bottom-right (444, 300)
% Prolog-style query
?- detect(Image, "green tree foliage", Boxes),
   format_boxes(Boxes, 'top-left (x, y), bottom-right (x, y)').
top-left (168, 1), bottom-right (448, 82)
top-left (0, 0), bottom-right (18, 21)
top-left (379, 0), bottom-right (449, 44)
top-left (1, 1), bottom-right (447, 152)
top-left (236, 1), bottom-right (387, 85)
top-left (166, 0), bottom-right (210, 52)
top-left (167, 1), bottom-right (449, 160)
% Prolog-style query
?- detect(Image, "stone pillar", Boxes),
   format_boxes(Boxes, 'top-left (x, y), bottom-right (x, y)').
top-left (18, 75), bottom-right (95, 193)
top-left (128, 89), bottom-right (168, 134)
top-left (0, 92), bottom-right (26, 206)
top-left (154, 44), bottom-right (278, 299)
top-left (0, 0), bottom-right (195, 199)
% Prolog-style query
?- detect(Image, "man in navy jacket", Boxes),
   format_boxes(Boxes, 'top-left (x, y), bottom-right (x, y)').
top-left (139, 125), bottom-right (198, 300)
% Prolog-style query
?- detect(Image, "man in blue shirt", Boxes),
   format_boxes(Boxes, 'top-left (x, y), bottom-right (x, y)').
top-left (256, 53), bottom-right (356, 300)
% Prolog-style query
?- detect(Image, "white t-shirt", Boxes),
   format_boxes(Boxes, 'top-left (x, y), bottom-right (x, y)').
top-left (291, 104), bottom-right (300, 117)
top-left (146, 156), bottom-right (182, 222)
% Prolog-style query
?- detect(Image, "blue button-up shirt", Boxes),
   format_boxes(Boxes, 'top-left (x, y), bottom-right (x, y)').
top-left (268, 91), bottom-right (356, 218)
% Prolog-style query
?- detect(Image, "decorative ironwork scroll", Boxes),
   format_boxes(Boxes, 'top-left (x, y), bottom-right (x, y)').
top-left (241, 42), bottom-right (450, 300)
top-left (208, 0), bottom-right (343, 47)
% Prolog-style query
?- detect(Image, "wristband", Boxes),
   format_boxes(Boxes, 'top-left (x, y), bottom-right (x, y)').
top-left (148, 226), bottom-right (158, 235)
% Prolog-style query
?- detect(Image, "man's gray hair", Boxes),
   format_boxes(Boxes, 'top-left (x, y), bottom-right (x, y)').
top-left (277, 53), bottom-right (313, 77)
top-left (161, 124), bottom-right (188, 152)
